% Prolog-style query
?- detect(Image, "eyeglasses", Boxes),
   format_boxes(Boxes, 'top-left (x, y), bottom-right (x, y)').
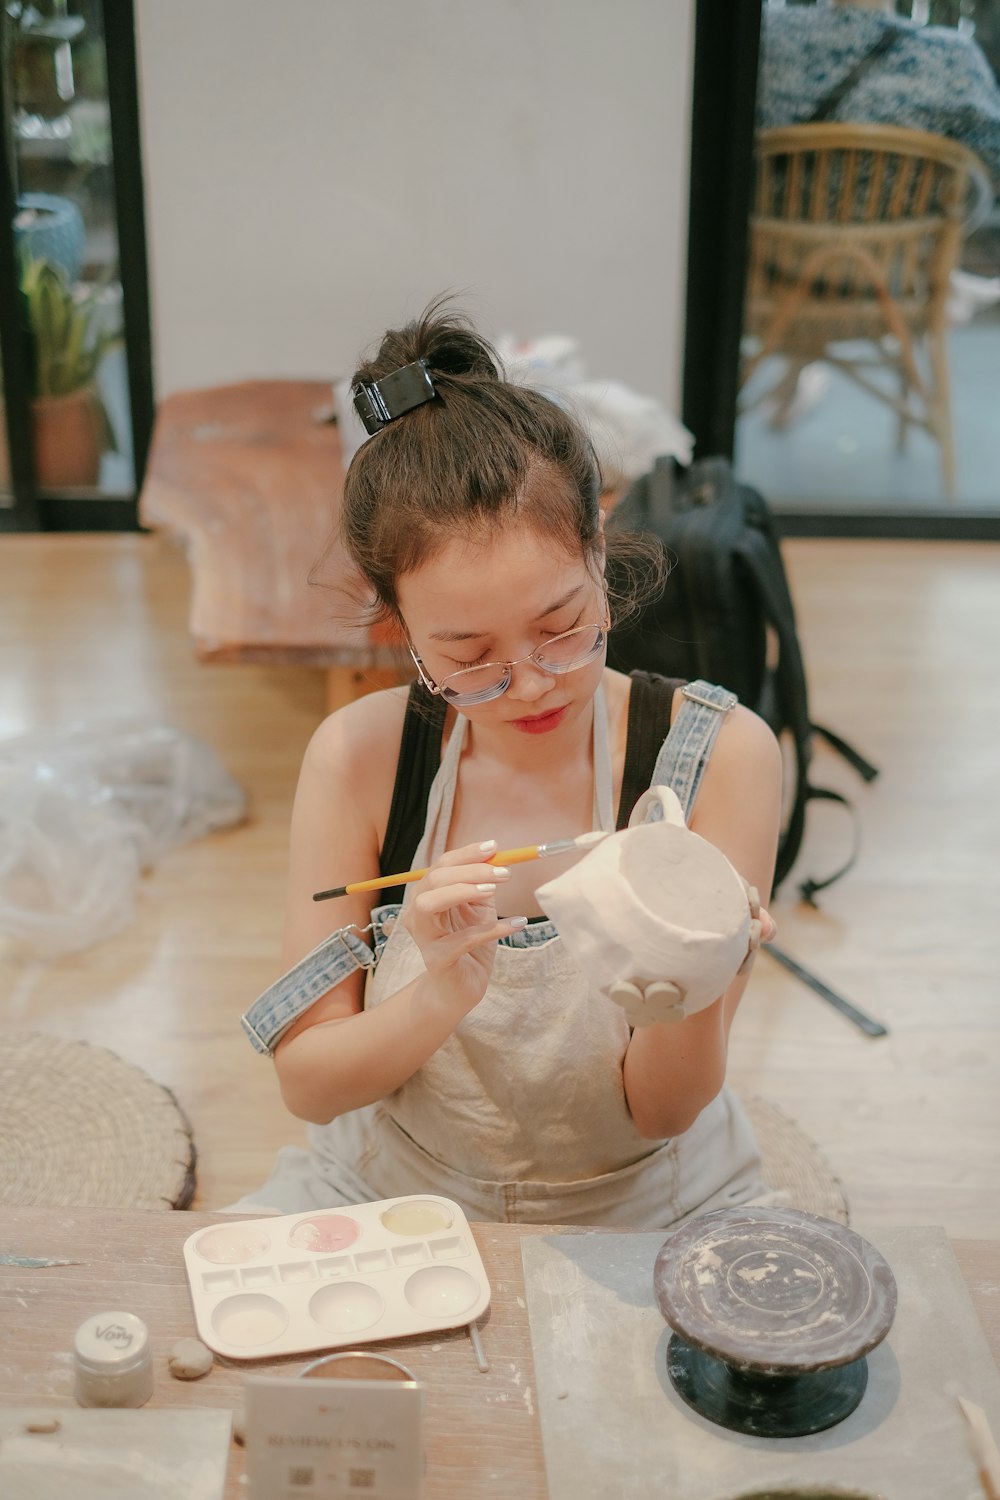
top-left (410, 622), bottom-right (608, 707)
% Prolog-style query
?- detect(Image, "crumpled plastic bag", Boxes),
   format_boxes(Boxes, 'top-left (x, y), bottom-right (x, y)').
top-left (495, 333), bottom-right (694, 491)
top-left (332, 332), bottom-right (693, 491)
top-left (0, 717), bottom-right (247, 955)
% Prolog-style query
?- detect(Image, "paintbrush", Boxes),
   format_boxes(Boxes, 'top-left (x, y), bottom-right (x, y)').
top-left (312, 830), bottom-right (610, 902)
top-left (957, 1395), bottom-right (1000, 1500)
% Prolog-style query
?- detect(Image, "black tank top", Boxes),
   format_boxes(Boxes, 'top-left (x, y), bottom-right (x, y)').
top-left (377, 672), bottom-right (684, 905)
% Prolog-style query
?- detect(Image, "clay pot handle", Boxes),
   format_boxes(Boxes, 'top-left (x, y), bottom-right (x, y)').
top-left (628, 784), bottom-right (687, 831)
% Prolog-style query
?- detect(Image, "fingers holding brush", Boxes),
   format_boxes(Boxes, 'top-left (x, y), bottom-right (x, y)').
top-left (412, 879), bottom-right (506, 918)
top-left (403, 841), bottom-right (527, 1017)
top-left (407, 845), bottom-right (513, 935)
top-left (420, 843), bottom-right (507, 891)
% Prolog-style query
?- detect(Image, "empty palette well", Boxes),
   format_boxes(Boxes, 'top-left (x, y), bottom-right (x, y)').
top-left (182, 1194), bottom-right (491, 1360)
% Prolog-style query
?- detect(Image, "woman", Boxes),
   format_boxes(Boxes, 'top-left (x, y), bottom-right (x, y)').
top-left (238, 304), bottom-right (782, 1226)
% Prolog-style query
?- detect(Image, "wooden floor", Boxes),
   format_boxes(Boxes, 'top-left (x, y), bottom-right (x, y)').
top-left (1, 533), bottom-right (998, 1237)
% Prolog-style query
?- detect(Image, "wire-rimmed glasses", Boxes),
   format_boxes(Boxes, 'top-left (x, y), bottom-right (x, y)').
top-left (410, 622), bottom-right (608, 707)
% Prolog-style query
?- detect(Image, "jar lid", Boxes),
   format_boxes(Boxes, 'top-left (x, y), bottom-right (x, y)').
top-left (74, 1311), bottom-right (150, 1374)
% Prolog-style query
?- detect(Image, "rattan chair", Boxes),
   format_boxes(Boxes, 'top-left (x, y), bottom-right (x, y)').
top-left (741, 123), bottom-right (992, 500)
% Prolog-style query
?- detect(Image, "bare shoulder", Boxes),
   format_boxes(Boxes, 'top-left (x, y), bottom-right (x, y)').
top-left (282, 684), bottom-right (411, 974)
top-left (303, 684), bottom-right (410, 783)
top-left (689, 701), bottom-right (783, 893)
top-left (708, 702), bottom-right (782, 782)
top-left (667, 688), bottom-right (781, 787)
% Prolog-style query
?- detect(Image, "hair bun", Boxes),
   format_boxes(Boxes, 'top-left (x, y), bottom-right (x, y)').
top-left (419, 309), bottom-right (500, 382)
top-left (355, 297), bottom-right (500, 390)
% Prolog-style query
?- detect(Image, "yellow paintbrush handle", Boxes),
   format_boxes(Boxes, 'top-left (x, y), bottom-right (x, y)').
top-left (314, 837), bottom-right (593, 901)
top-left (341, 844), bottom-right (543, 897)
top-left (342, 868), bottom-right (429, 895)
top-left (491, 844), bottom-right (547, 866)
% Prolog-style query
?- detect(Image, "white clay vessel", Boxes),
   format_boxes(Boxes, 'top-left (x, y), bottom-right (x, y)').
top-left (537, 785), bottom-right (760, 1026)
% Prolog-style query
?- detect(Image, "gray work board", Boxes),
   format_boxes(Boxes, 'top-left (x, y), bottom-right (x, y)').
top-left (0, 1407), bottom-right (232, 1499)
top-left (522, 1225), bottom-right (999, 1500)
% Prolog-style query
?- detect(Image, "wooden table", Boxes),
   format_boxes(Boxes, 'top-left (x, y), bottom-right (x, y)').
top-left (1, 1208), bottom-right (996, 1499)
top-left (138, 380), bottom-right (408, 711)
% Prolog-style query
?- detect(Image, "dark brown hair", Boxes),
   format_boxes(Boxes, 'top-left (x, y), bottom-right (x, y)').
top-left (325, 298), bottom-right (664, 628)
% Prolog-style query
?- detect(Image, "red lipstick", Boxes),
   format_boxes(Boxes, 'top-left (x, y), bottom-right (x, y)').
top-left (510, 705), bottom-right (568, 735)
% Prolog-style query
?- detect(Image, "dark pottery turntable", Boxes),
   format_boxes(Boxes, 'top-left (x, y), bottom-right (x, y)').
top-left (653, 1206), bottom-right (897, 1438)
top-left (729, 1490), bottom-right (880, 1499)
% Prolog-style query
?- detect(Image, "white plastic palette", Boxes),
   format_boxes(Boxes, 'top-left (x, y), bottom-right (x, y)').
top-left (182, 1194), bottom-right (491, 1361)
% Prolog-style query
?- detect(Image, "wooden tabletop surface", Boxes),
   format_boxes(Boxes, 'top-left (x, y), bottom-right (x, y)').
top-left (1, 1207), bottom-right (996, 1498)
top-left (138, 380), bottom-right (401, 670)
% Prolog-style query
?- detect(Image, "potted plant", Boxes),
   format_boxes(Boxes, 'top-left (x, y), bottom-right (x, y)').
top-left (1, 254), bottom-right (121, 490)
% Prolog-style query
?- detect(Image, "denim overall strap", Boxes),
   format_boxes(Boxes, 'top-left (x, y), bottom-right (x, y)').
top-left (240, 924), bottom-right (376, 1055)
top-left (649, 678), bottom-right (738, 821)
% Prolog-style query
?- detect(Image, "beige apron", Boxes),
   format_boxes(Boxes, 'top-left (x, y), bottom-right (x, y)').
top-left (283, 686), bottom-right (765, 1227)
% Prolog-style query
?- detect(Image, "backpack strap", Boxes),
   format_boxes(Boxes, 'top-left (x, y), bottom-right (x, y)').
top-left (735, 522), bottom-right (813, 883)
top-left (648, 678), bottom-right (738, 820)
top-left (733, 523), bottom-right (879, 898)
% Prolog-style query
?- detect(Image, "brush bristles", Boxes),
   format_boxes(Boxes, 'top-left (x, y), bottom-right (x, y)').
top-left (575, 830), bottom-right (610, 849)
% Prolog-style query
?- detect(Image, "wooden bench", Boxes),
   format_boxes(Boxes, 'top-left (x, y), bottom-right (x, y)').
top-left (138, 379), bottom-right (409, 711)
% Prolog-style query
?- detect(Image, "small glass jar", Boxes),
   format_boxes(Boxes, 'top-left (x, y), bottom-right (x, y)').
top-left (73, 1311), bottom-right (153, 1408)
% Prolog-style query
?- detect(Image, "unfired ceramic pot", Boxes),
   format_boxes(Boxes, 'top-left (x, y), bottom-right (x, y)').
top-left (537, 785), bottom-right (760, 1026)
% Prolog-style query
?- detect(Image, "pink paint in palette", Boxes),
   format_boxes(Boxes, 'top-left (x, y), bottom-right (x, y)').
top-left (181, 1195), bottom-right (491, 1360)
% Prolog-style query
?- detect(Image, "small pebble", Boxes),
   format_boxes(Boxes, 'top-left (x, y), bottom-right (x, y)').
top-left (168, 1337), bottom-right (214, 1380)
top-left (25, 1416), bottom-right (61, 1433)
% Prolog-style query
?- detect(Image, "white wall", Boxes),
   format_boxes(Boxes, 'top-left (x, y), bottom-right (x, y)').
top-left (135, 0), bottom-right (693, 410)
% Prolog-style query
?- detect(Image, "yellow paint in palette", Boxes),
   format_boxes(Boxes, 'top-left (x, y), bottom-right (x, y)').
top-left (380, 1200), bottom-right (453, 1236)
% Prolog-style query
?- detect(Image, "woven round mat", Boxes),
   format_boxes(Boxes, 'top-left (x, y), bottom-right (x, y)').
top-left (741, 1093), bottom-right (849, 1224)
top-left (0, 1032), bottom-right (196, 1210)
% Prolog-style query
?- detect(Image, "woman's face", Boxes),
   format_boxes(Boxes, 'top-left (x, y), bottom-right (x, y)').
top-left (396, 523), bottom-right (607, 738)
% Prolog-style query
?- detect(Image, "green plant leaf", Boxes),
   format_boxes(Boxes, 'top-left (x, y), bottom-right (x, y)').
top-left (17, 254), bottom-right (121, 439)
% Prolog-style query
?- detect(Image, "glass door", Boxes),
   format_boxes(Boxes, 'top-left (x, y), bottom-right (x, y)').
top-left (1, 0), bottom-right (151, 529)
top-left (733, 0), bottom-right (1000, 529)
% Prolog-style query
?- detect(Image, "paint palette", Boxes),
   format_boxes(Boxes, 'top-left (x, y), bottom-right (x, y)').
top-left (181, 1195), bottom-right (491, 1361)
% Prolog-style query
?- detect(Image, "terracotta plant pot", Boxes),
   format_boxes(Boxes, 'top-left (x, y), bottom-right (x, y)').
top-left (0, 386), bottom-right (104, 491)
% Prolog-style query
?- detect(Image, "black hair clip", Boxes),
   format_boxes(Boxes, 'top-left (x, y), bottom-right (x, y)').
top-left (353, 359), bottom-right (437, 435)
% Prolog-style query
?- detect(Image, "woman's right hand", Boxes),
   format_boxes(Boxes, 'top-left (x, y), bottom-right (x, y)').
top-left (402, 840), bottom-right (526, 1019)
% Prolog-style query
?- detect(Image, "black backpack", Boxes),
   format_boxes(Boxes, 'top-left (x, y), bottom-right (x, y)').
top-left (605, 455), bottom-right (879, 901)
